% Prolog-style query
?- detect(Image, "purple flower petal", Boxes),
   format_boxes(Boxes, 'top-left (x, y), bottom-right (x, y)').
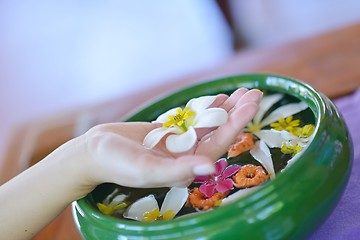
top-left (214, 159), bottom-right (227, 176)
top-left (199, 183), bottom-right (216, 198)
top-left (221, 165), bottom-right (241, 179)
top-left (193, 175), bottom-right (210, 183)
top-left (215, 179), bottom-right (234, 193)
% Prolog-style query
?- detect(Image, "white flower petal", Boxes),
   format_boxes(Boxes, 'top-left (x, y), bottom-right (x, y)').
top-left (253, 94), bottom-right (283, 124)
top-left (160, 187), bottom-right (188, 216)
top-left (143, 127), bottom-right (178, 149)
top-left (153, 108), bottom-right (179, 123)
top-left (254, 130), bottom-right (286, 148)
top-left (123, 195), bottom-right (159, 221)
top-left (187, 95), bottom-right (216, 113)
top-left (165, 127), bottom-right (197, 153)
top-left (261, 101), bottom-right (308, 127)
top-left (282, 135), bottom-right (313, 171)
top-left (279, 129), bottom-right (299, 141)
top-left (109, 194), bottom-right (128, 207)
top-left (221, 186), bottom-right (260, 206)
top-left (250, 140), bottom-right (276, 179)
top-left (102, 189), bottom-right (119, 205)
top-left (194, 108), bottom-right (228, 128)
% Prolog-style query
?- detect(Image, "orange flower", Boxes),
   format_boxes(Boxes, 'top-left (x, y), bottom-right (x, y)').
top-left (227, 132), bottom-right (255, 158)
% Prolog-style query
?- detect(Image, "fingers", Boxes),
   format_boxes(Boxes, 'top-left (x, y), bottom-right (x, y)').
top-left (208, 94), bottom-right (228, 108)
top-left (222, 88), bottom-right (249, 111)
top-left (196, 102), bottom-right (260, 159)
top-left (194, 88), bottom-right (262, 159)
top-left (114, 154), bottom-right (215, 188)
top-left (231, 89), bottom-right (263, 111)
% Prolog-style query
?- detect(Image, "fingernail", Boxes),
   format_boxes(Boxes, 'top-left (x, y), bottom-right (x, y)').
top-left (193, 164), bottom-right (215, 176)
top-left (255, 90), bottom-right (263, 101)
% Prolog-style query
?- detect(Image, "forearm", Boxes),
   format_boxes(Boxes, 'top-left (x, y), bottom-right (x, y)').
top-left (0, 137), bottom-right (93, 240)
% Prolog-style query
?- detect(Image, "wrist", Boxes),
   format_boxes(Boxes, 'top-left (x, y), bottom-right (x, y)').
top-left (45, 135), bottom-right (97, 201)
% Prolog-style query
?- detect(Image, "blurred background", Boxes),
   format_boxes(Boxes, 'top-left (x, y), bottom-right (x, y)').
top-left (1, 0), bottom-right (360, 161)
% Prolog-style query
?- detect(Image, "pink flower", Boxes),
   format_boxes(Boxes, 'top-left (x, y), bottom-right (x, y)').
top-left (193, 159), bottom-right (240, 198)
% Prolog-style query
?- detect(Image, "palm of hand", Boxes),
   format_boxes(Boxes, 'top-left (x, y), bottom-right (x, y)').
top-left (85, 88), bottom-right (262, 188)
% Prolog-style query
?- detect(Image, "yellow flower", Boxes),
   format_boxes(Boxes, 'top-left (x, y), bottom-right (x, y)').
top-left (281, 142), bottom-right (303, 156)
top-left (96, 191), bottom-right (128, 215)
top-left (124, 188), bottom-right (188, 222)
top-left (96, 202), bottom-right (127, 215)
top-left (270, 116), bottom-right (300, 134)
top-left (163, 106), bottom-right (195, 130)
top-left (293, 124), bottom-right (315, 138)
top-left (142, 209), bottom-right (175, 222)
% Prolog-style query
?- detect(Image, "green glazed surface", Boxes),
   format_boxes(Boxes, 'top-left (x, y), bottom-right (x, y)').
top-left (73, 74), bottom-right (353, 240)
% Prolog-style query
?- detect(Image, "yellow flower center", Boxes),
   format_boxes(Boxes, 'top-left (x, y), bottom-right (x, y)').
top-left (246, 122), bottom-right (262, 133)
top-left (270, 116), bottom-right (300, 134)
top-left (280, 142), bottom-right (303, 156)
top-left (142, 209), bottom-right (175, 222)
top-left (96, 202), bottom-right (127, 215)
top-left (163, 107), bottom-right (195, 131)
top-left (293, 124), bottom-right (315, 138)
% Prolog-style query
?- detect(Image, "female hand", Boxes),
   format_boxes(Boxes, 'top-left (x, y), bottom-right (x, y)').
top-left (80, 88), bottom-right (262, 190)
top-left (0, 88), bottom-right (262, 239)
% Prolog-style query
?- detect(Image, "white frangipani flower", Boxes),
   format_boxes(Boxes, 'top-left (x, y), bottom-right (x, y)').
top-left (123, 187), bottom-right (188, 222)
top-left (96, 189), bottom-right (128, 215)
top-left (245, 94), bottom-right (309, 178)
top-left (143, 95), bottom-right (228, 153)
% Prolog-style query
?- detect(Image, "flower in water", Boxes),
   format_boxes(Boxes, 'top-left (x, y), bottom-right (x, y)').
top-left (270, 116), bottom-right (300, 134)
top-left (281, 143), bottom-right (303, 156)
top-left (124, 187), bottom-right (188, 222)
top-left (278, 124), bottom-right (316, 156)
top-left (245, 94), bottom-right (308, 134)
top-left (232, 164), bottom-right (269, 189)
top-left (187, 187), bottom-right (229, 211)
top-left (227, 132), bottom-right (255, 158)
top-left (143, 95), bottom-right (228, 153)
top-left (96, 189), bottom-right (128, 215)
top-left (293, 124), bottom-right (315, 138)
top-left (193, 159), bottom-right (240, 198)
top-left (231, 94), bottom-right (308, 179)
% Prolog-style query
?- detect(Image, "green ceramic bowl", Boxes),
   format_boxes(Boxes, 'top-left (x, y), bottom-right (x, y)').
top-left (73, 74), bottom-right (353, 239)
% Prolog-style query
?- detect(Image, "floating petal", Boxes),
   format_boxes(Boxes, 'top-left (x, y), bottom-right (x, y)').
top-left (261, 101), bottom-right (308, 127)
top-left (102, 189), bottom-right (120, 205)
top-left (199, 183), bottom-right (216, 198)
top-left (250, 140), bottom-right (276, 179)
top-left (193, 175), bottom-right (210, 183)
top-left (253, 94), bottom-right (283, 124)
top-left (214, 159), bottom-right (228, 176)
top-left (123, 195), bottom-right (159, 221)
top-left (254, 130), bottom-right (285, 148)
top-left (160, 187), bottom-right (189, 216)
top-left (222, 165), bottom-right (241, 179)
top-left (109, 194), bottom-right (128, 207)
top-left (215, 179), bottom-right (234, 193)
